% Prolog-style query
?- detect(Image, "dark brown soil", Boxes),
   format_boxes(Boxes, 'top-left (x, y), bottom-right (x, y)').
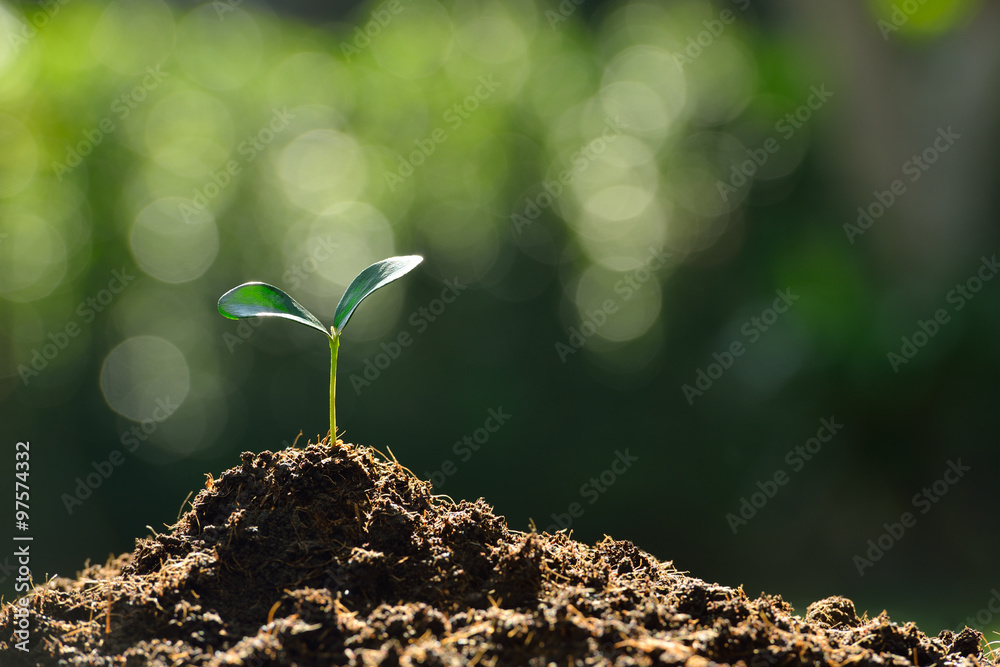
top-left (1, 440), bottom-right (993, 666)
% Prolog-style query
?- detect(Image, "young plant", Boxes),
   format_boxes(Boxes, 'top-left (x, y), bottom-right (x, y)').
top-left (218, 255), bottom-right (423, 444)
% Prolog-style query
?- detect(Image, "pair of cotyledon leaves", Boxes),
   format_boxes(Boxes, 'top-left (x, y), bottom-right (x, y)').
top-left (218, 255), bottom-right (423, 337)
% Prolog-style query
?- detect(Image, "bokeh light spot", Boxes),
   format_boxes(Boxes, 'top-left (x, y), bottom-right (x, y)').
top-left (0, 113), bottom-right (37, 197)
top-left (175, 5), bottom-right (262, 90)
top-left (100, 335), bottom-right (190, 422)
top-left (370, 1), bottom-right (454, 79)
top-left (277, 129), bottom-right (368, 213)
top-left (869, 0), bottom-right (979, 38)
top-left (89, 0), bottom-right (175, 75)
top-left (130, 197), bottom-right (219, 283)
top-left (600, 46), bottom-right (686, 138)
top-left (584, 184), bottom-right (655, 222)
top-left (145, 90), bottom-right (234, 177)
top-left (577, 201), bottom-right (670, 267)
top-left (574, 262), bottom-right (662, 343)
top-left (0, 210), bottom-right (67, 302)
top-left (267, 52), bottom-right (355, 111)
top-left (415, 203), bottom-right (500, 280)
top-left (456, 15), bottom-right (527, 64)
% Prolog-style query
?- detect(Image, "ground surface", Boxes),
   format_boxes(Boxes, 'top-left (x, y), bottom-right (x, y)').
top-left (1, 440), bottom-right (993, 666)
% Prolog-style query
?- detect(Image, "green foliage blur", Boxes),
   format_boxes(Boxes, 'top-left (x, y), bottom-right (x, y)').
top-left (1, 0), bottom-right (997, 639)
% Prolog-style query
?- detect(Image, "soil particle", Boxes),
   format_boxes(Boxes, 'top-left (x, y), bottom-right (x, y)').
top-left (805, 596), bottom-right (862, 629)
top-left (1, 441), bottom-right (993, 666)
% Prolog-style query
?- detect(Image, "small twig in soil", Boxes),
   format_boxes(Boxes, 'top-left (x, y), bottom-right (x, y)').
top-left (267, 600), bottom-right (282, 629)
top-left (175, 490), bottom-right (194, 524)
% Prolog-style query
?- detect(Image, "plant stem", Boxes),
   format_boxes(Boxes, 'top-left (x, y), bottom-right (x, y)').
top-left (329, 332), bottom-right (339, 444)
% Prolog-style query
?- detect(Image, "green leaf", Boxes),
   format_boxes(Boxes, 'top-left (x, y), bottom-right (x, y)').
top-left (218, 282), bottom-right (329, 337)
top-left (333, 255), bottom-right (423, 334)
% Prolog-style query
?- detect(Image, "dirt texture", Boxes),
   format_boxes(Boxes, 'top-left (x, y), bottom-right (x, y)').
top-left (1, 440), bottom-right (993, 666)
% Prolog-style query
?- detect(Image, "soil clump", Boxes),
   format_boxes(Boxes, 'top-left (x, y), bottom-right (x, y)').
top-left (1, 441), bottom-right (991, 666)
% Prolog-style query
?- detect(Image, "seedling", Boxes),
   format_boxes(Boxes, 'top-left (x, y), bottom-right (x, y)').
top-left (218, 255), bottom-right (423, 443)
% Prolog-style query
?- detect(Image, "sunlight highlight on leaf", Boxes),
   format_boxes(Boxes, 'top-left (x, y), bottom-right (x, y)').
top-left (218, 281), bottom-right (329, 336)
top-left (333, 256), bottom-right (423, 334)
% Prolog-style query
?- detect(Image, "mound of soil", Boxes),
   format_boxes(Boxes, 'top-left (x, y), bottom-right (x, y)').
top-left (1, 441), bottom-right (991, 666)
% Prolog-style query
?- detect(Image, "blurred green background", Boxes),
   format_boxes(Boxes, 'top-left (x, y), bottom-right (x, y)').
top-left (1, 0), bottom-right (997, 642)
